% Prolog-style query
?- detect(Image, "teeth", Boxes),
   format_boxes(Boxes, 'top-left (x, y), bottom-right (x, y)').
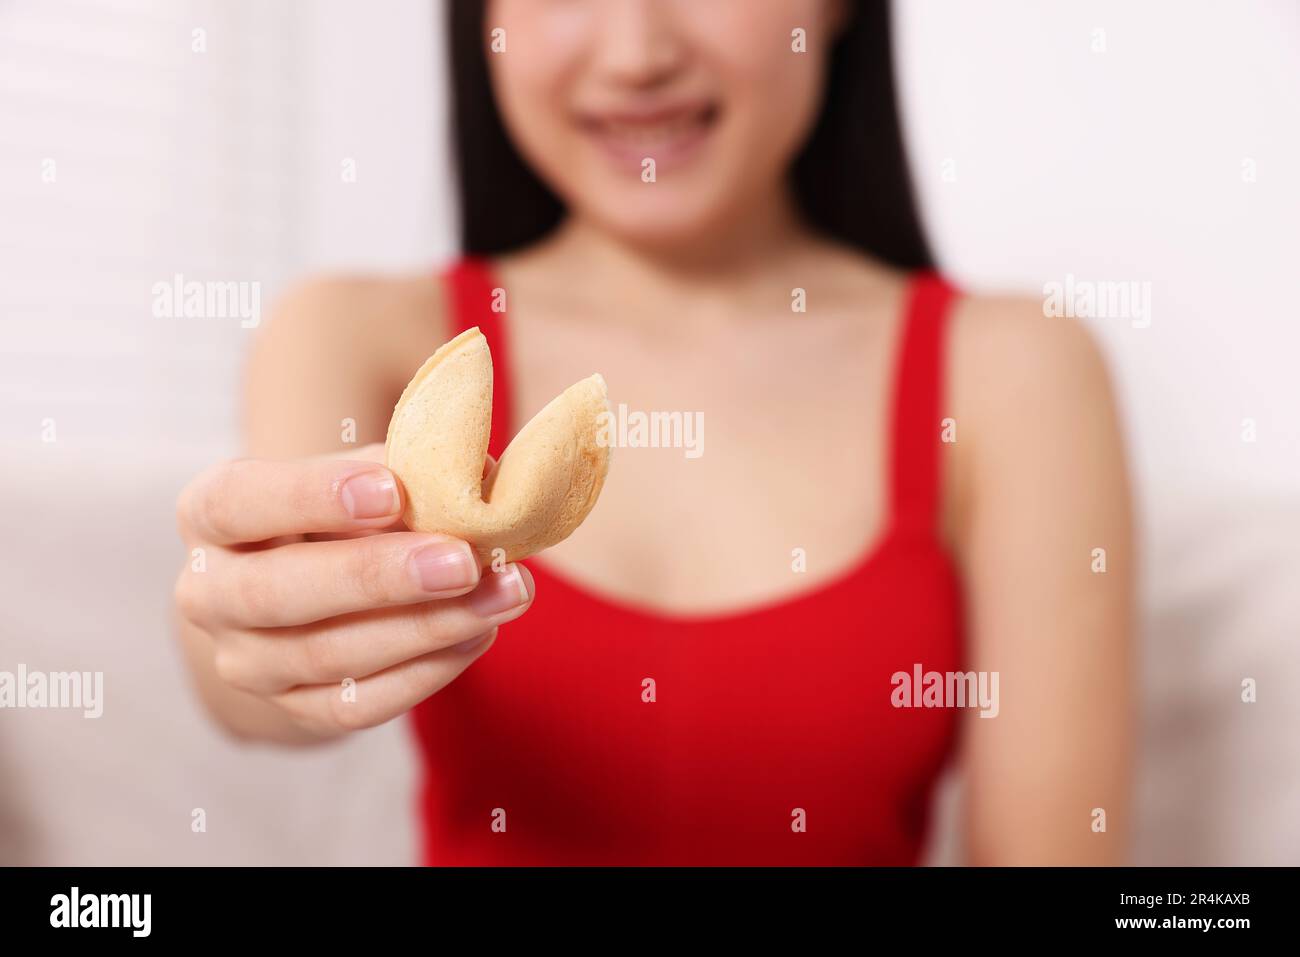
top-left (598, 112), bottom-right (706, 146)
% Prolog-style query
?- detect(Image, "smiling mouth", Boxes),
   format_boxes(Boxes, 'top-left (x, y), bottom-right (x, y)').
top-left (576, 101), bottom-right (720, 169)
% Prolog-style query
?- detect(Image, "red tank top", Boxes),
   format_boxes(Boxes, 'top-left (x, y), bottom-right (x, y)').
top-left (411, 257), bottom-right (964, 865)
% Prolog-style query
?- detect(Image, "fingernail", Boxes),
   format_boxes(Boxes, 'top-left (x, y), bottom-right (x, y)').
top-left (453, 628), bottom-right (497, 655)
top-left (411, 541), bottom-right (478, 593)
top-left (340, 470), bottom-right (400, 519)
top-left (468, 564), bottom-right (531, 619)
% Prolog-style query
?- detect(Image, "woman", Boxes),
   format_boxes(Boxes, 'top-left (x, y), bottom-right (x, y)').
top-left (174, 0), bottom-right (1133, 865)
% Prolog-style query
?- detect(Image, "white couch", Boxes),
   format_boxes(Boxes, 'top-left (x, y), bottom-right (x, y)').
top-left (0, 444), bottom-right (416, 865)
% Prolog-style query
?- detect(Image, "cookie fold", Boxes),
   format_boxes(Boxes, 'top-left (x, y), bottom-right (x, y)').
top-left (385, 327), bottom-right (610, 564)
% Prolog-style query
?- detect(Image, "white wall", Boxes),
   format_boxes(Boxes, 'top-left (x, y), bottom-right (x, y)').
top-left (898, 0), bottom-right (1300, 494)
top-left (0, 0), bottom-right (452, 454)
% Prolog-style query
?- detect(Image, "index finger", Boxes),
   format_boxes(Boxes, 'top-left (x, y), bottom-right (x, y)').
top-left (178, 455), bottom-right (406, 546)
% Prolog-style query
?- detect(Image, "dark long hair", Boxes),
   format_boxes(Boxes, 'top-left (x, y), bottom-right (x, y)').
top-left (448, 0), bottom-right (933, 270)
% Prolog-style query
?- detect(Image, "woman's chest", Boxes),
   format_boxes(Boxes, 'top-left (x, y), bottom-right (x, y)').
top-left (505, 312), bottom-right (899, 615)
top-left (418, 544), bottom-right (964, 863)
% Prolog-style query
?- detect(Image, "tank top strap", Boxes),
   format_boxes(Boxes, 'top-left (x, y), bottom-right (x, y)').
top-left (889, 271), bottom-right (959, 535)
top-left (443, 255), bottom-right (514, 459)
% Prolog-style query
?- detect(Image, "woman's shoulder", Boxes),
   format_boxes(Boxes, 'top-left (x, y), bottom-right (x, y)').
top-left (271, 269), bottom-right (448, 340)
top-left (945, 288), bottom-right (1115, 414)
top-left (946, 286), bottom-right (1119, 506)
top-left (807, 242), bottom-right (1113, 387)
top-left (261, 268), bottom-right (451, 380)
top-left (937, 286), bottom-right (1122, 539)
top-left (242, 268), bottom-right (453, 454)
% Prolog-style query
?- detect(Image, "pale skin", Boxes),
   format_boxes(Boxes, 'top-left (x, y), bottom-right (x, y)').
top-left (174, 0), bottom-right (1133, 863)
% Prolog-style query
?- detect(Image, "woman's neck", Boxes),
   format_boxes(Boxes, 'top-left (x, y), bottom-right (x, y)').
top-left (497, 185), bottom-right (898, 335)
top-left (545, 186), bottom-right (813, 299)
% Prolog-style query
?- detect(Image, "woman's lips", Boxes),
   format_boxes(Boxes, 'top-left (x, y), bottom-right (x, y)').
top-left (576, 102), bottom-right (719, 173)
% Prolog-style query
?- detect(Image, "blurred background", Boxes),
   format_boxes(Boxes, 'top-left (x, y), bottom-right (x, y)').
top-left (0, 0), bottom-right (1296, 865)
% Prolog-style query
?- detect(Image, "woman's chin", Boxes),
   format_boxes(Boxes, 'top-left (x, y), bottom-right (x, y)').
top-left (580, 198), bottom-right (745, 255)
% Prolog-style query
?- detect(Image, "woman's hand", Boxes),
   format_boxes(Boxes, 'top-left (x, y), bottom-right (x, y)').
top-left (173, 443), bottom-right (534, 744)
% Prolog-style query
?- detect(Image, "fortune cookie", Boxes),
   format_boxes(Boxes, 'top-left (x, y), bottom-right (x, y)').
top-left (385, 327), bottom-right (610, 564)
